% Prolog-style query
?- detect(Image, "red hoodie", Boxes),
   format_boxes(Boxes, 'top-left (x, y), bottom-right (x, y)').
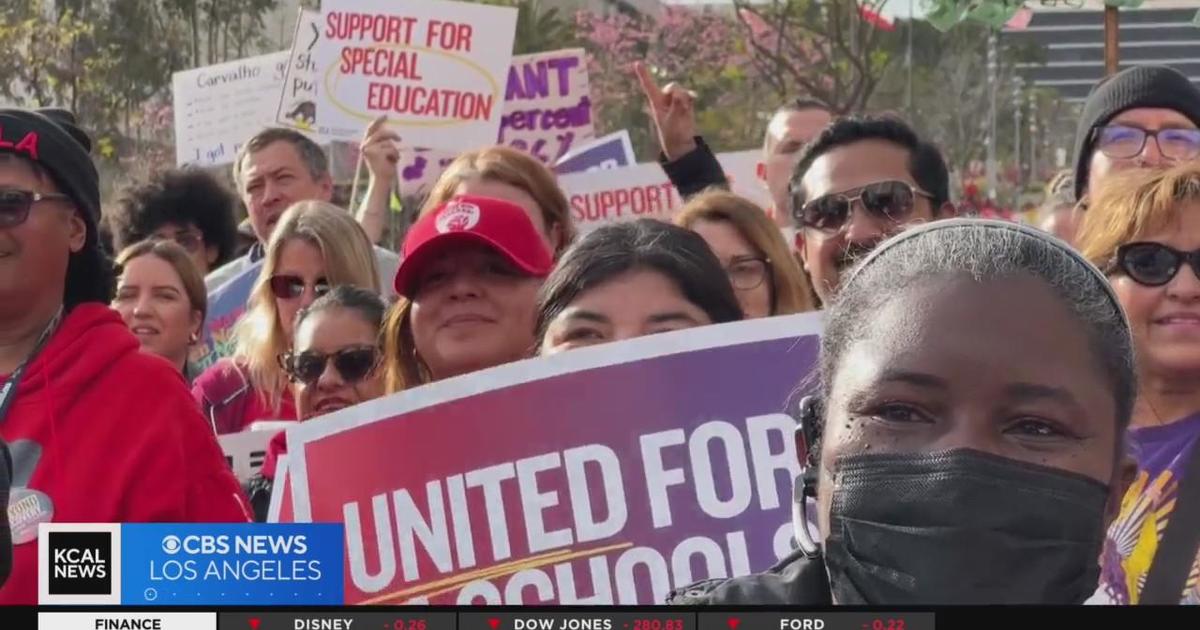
top-left (0, 304), bottom-right (251, 604)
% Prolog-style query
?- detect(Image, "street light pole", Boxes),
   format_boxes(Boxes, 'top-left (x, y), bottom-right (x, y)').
top-left (1013, 76), bottom-right (1024, 213)
top-left (986, 32), bottom-right (998, 201)
top-left (1105, 6), bottom-right (1120, 75)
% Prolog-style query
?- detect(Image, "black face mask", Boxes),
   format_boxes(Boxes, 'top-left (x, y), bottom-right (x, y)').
top-left (822, 448), bottom-right (1109, 605)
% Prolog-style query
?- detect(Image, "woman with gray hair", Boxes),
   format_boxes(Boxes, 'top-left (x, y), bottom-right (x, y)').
top-left (671, 218), bottom-right (1136, 605)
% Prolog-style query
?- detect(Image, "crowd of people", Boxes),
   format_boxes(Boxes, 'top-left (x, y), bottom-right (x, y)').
top-left (2, 60), bottom-right (1200, 606)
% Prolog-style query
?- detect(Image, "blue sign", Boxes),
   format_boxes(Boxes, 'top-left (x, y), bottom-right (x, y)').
top-left (119, 523), bottom-right (343, 606)
top-left (193, 261), bottom-right (262, 373)
top-left (554, 130), bottom-right (635, 175)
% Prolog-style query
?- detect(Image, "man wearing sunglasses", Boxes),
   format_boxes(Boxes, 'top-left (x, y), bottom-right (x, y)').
top-left (788, 116), bottom-right (954, 303)
top-left (1073, 65), bottom-right (1200, 204)
top-left (0, 108), bottom-right (250, 603)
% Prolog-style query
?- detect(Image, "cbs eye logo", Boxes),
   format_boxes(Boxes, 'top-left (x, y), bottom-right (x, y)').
top-left (161, 535), bottom-right (182, 555)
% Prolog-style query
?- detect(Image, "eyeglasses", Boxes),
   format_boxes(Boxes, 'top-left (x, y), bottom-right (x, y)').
top-left (1093, 125), bottom-right (1200, 161)
top-left (1108, 242), bottom-right (1200, 287)
top-left (726, 257), bottom-right (769, 291)
top-left (793, 180), bottom-right (933, 234)
top-left (0, 188), bottom-right (72, 228)
top-left (153, 231), bottom-right (204, 253)
top-left (269, 274), bottom-right (331, 300)
top-left (279, 346), bottom-right (380, 386)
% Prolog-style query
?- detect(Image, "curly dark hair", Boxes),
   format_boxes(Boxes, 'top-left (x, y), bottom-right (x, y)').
top-left (109, 168), bottom-right (239, 268)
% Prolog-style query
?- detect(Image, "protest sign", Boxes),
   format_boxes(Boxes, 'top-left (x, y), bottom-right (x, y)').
top-left (192, 260), bottom-right (263, 372)
top-left (554, 130), bottom-right (636, 175)
top-left (559, 150), bottom-right (768, 234)
top-left (217, 429), bottom-right (279, 484)
top-left (286, 313), bottom-right (821, 604)
top-left (269, 456), bottom-right (294, 523)
top-left (276, 9), bottom-right (323, 136)
top-left (314, 0), bottom-right (518, 149)
top-left (499, 49), bottom-right (593, 164)
top-left (173, 51), bottom-right (289, 167)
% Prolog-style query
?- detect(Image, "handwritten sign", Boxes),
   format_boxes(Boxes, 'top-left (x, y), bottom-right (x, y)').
top-left (559, 150), bottom-right (768, 234)
top-left (172, 51), bottom-right (290, 167)
top-left (286, 314), bottom-right (821, 604)
top-left (499, 49), bottom-right (593, 164)
top-left (555, 130), bottom-right (636, 175)
top-left (276, 9), bottom-right (323, 137)
top-left (315, 0), bottom-right (518, 149)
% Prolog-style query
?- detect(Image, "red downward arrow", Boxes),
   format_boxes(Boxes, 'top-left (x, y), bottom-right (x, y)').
top-left (727, 619), bottom-right (741, 630)
top-left (249, 620), bottom-right (261, 630)
top-left (488, 619), bottom-right (501, 630)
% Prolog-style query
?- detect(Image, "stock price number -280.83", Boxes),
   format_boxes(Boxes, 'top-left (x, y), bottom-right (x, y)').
top-left (633, 620), bottom-right (684, 630)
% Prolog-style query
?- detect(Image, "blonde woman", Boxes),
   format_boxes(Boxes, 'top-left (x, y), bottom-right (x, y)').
top-left (192, 201), bottom-right (381, 434)
top-left (421, 145), bottom-right (576, 256)
top-left (1076, 163), bottom-right (1200, 605)
top-left (675, 190), bottom-right (816, 318)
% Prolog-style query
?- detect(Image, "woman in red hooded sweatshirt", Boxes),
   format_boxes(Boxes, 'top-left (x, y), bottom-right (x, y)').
top-left (0, 108), bottom-right (250, 604)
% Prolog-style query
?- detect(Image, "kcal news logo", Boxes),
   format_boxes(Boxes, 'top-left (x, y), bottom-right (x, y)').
top-left (38, 523), bottom-right (122, 605)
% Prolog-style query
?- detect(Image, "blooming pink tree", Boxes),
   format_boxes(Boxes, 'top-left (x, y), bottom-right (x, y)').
top-left (576, 7), bottom-right (771, 157)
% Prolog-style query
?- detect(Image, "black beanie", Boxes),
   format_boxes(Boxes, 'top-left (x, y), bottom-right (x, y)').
top-left (1073, 65), bottom-right (1200, 201)
top-left (0, 107), bottom-right (113, 308)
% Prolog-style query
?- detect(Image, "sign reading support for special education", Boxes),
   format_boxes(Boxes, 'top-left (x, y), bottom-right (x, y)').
top-left (315, 0), bottom-right (518, 149)
top-left (558, 150), bottom-right (769, 234)
top-left (276, 9), bottom-right (322, 136)
top-left (173, 51), bottom-right (290, 167)
top-left (500, 49), bottom-right (593, 164)
top-left (283, 313), bottom-right (821, 605)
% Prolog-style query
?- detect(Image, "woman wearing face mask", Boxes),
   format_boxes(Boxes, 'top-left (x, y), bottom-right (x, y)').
top-left (383, 195), bottom-right (553, 392)
top-left (538, 219), bottom-right (743, 354)
top-left (1078, 163), bottom-right (1200, 605)
top-left (112, 240), bottom-right (206, 378)
top-left (245, 285), bottom-right (386, 521)
top-left (193, 201), bottom-right (381, 434)
top-left (671, 219), bottom-right (1135, 605)
top-left (674, 190), bottom-right (816, 318)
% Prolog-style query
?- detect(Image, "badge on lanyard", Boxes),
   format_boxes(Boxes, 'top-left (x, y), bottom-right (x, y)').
top-left (7, 486), bottom-right (54, 545)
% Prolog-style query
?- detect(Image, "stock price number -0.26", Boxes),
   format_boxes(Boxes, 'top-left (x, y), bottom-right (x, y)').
top-left (633, 620), bottom-right (685, 630)
top-left (865, 619), bottom-right (905, 630)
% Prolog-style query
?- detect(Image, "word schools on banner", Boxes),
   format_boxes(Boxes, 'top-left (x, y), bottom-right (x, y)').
top-left (281, 313), bottom-right (821, 604)
top-left (315, 0), bottom-right (518, 150)
top-left (172, 51), bottom-right (290, 167)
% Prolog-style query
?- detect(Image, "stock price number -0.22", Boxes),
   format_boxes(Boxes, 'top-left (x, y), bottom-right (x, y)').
top-left (864, 620), bottom-right (905, 630)
top-left (632, 620), bottom-right (684, 630)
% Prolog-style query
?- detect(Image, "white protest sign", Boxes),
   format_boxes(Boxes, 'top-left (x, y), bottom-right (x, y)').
top-left (315, 0), bottom-right (518, 149)
top-left (276, 9), bottom-right (322, 136)
top-left (217, 428), bottom-right (283, 483)
top-left (559, 150), bottom-right (769, 234)
top-left (499, 48), bottom-right (593, 164)
top-left (172, 51), bottom-right (290, 167)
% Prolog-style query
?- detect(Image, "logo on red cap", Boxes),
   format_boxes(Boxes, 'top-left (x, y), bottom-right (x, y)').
top-left (436, 201), bottom-right (482, 234)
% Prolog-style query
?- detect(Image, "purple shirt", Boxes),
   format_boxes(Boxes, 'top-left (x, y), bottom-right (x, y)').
top-left (1099, 413), bottom-right (1200, 605)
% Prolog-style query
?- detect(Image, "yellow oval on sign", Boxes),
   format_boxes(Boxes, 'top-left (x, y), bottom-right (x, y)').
top-left (325, 44), bottom-right (501, 127)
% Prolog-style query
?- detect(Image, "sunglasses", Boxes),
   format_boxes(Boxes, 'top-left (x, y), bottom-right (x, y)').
top-left (793, 180), bottom-right (933, 234)
top-left (1093, 125), bottom-right (1200, 161)
top-left (279, 346), bottom-right (380, 386)
top-left (1109, 242), bottom-right (1200, 287)
top-left (0, 188), bottom-right (72, 229)
top-left (269, 274), bottom-right (331, 300)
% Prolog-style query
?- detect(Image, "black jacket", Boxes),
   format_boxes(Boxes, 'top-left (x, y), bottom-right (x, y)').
top-left (666, 549), bottom-right (832, 605)
top-left (245, 473), bottom-right (272, 523)
top-left (0, 439), bottom-right (12, 588)
top-left (659, 136), bottom-right (729, 200)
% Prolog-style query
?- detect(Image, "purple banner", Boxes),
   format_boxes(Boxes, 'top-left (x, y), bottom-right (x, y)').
top-left (555, 130), bottom-right (636, 175)
top-left (286, 313), bottom-right (821, 604)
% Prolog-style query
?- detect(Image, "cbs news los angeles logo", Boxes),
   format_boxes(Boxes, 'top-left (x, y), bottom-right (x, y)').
top-left (38, 523), bottom-right (122, 605)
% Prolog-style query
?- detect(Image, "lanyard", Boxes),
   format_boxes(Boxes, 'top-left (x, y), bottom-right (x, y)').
top-left (0, 307), bottom-right (62, 425)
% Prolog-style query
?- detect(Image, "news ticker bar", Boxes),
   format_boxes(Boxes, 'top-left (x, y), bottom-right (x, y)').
top-left (35, 611), bottom-right (934, 630)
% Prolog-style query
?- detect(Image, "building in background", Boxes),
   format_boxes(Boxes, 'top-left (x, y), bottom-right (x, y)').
top-left (1006, 1), bottom-right (1200, 103)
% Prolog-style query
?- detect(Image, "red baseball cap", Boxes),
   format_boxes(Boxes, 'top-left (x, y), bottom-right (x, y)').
top-left (393, 195), bottom-right (555, 298)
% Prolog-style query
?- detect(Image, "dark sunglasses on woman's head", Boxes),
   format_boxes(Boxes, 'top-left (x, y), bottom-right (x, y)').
top-left (269, 274), bottom-right (331, 300)
top-left (279, 346), bottom-right (380, 386)
top-left (793, 180), bottom-right (933, 234)
top-left (1093, 125), bottom-right (1200, 161)
top-left (0, 188), bottom-right (72, 228)
top-left (1108, 242), bottom-right (1200, 287)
